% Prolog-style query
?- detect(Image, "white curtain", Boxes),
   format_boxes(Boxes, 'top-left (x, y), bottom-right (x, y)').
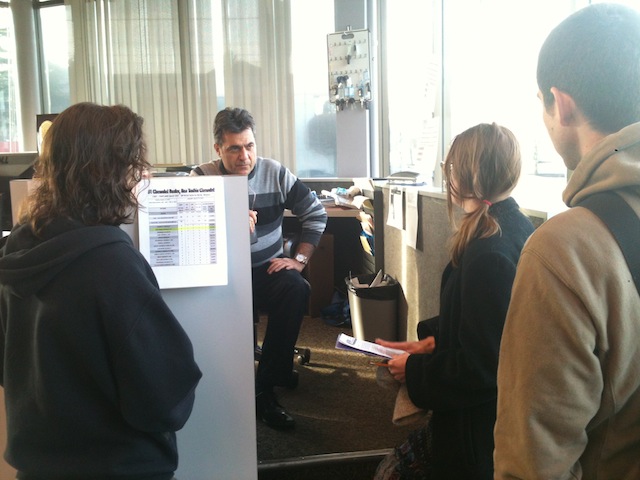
top-left (67, 0), bottom-right (294, 169)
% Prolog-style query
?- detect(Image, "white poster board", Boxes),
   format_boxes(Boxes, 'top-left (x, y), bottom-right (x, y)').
top-left (158, 176), bottom-right (257, 479)
top-left (136, 176), bottom-right (228, 289)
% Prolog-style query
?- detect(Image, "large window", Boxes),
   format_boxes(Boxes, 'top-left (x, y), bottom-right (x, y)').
top-left (0, 2), bottom-right (18, 152)
top-left (53, 0), bottom-right (335, 171)
top-left (10, 0), bottom-right (640, 184)
top-left (384, 0), bottom-right (580, 186)
top-left (291, 1), bottom-right (336, 177)
top-left (383, 0), bottom-right (640, 212)
top-left (442, 0), bottom-right (583, 211)
top-left (37, 2), bottom-right (70, 114)
top-left (382, 0), bottom-right (441, 182)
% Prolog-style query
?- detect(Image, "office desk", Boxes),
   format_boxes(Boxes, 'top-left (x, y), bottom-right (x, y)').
top-left (284, 205), bottom-right (361, 218)
top-left (283, 205), bottom-right (370, 316)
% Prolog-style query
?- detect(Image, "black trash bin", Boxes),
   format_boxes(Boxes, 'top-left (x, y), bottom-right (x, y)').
top-left (345, 273), bottom-right (399, 342)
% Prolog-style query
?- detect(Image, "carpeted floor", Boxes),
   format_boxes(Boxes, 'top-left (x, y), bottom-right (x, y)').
top-left (255, 315), bottom-right (421, 477)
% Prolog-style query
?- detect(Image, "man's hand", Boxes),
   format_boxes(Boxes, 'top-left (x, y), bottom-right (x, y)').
top-left (267, 257), bottom-right (305, 274)
top-left (249, 210), bottom-right (257, 233)
top-left (267, 242), bottom-right (315, 274)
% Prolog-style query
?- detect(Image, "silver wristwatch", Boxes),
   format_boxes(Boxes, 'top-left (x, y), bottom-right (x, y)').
top-left (294, 253), bottom-right (309, 265)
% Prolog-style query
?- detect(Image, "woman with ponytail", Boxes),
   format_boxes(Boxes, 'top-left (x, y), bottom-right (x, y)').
top-left (374, 123), bottom-right (535, 480)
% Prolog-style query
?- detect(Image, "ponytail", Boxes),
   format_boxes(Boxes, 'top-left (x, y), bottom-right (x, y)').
top-left (449, 202), bottom-right (501, 267)
top-left (443, 123), bottom-right (521, 267)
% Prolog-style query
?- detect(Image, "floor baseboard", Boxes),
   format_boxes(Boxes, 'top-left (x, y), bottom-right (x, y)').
top-left (258, 449), bottom-right (391, 480)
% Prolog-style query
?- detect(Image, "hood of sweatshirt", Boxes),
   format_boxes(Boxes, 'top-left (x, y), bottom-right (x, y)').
top-left (0, 219), bottom-right (133, 298)
top-left (564, 121), bottom-right (640, 207)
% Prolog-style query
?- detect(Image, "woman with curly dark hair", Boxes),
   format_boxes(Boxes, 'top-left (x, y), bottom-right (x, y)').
top-left (0, 102), bottom-right (201, 479)
top-left (26, 102), bottom-right (149, 231)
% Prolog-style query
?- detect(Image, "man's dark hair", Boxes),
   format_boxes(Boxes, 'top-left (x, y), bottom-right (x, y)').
top-left (213, 107), bottom-right (256, 145)
top-left (537, 3), bottom-right (640, 134)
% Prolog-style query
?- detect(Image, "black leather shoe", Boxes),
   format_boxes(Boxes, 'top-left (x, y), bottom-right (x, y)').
top-left (256, 391), bottom-right (295, 430)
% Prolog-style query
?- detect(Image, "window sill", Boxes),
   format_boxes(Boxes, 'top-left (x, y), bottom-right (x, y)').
top-left (376, 174), bottom-right (568, 225)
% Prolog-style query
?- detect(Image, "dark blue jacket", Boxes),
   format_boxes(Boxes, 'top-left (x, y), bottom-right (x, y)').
top-left (0, 219), bottom-right (202, 479)
top-left (406, 197), bottom-right (534, 480)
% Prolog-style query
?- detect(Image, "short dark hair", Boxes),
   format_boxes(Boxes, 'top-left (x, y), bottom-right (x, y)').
top-left (537, 3), bottom-right (640, 134)
top-left (213, 108), bottom-right (256, 145)
top-left (26, 102), bottom-right (149, 234)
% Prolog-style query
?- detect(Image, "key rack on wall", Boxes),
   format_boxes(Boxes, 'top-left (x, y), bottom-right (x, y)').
top-left (327, 28), bottom-right (372, 111)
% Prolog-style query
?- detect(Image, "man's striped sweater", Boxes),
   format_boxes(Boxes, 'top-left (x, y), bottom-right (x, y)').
top-left (191, 157), bottom-right (327, 267)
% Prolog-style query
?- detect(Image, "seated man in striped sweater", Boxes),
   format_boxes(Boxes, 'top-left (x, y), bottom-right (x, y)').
top-left (191, 107), bottom-right (327, 430)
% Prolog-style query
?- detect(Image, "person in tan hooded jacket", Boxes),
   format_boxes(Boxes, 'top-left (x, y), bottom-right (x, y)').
top-left (494, 4), bottom-right (640, 480)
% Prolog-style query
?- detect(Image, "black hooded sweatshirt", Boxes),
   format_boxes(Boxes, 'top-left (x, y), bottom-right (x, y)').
top-left (0, 218), bottom-right (202, 479)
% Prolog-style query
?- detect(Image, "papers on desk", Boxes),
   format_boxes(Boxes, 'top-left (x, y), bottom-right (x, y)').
top-left (320, 188), bottom-right (372, 211)
top-left (318, 183), bottom-right (375, 257)
top-left (316, 195), bottom-right (337, 206)
top-left (335, 333), bottom-right (405, 359)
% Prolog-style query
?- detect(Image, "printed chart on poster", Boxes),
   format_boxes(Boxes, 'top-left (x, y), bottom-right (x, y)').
top-left (137, 176), bottom-right (228, 289)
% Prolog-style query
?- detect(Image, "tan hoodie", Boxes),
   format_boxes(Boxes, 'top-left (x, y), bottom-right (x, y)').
top-left (494, 122), bottom-right (640, 480)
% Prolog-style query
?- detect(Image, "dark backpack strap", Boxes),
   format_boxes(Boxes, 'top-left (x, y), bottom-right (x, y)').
top-left (580, 192), bottom-right (640, 295)
top-left (192, 166), bottom-right (205, 176)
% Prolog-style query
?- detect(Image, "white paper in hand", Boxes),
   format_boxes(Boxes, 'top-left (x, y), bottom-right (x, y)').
top-left (335, 333), bottom-right (405, 359)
